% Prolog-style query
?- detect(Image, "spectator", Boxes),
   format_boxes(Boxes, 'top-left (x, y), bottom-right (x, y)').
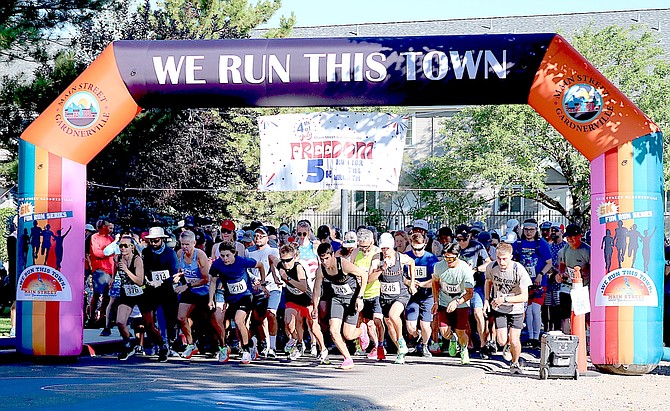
top-left (89, 220), bottom-right (115, 334)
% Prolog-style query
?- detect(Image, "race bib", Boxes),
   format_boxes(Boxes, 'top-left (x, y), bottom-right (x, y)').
top-left (380, 281), bottom-right (401, 295)
top-left (441, 283), bottom-right (461, 294)
top-left (227, 279), bottom-right (247, 294)
top-left (566, 267), bottom-right (575, 281)
top-left (123, 284), bottom-right (143, 297)
top-left (332, 283), bottom-right (354, 296)
top-left (414, 266), bottom-right (428, 279)
top-left (151, 270), bottom-right (170, 282)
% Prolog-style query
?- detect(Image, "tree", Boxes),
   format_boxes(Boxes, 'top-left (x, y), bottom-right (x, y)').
top-left (409, 25), bottom-right (670, 229)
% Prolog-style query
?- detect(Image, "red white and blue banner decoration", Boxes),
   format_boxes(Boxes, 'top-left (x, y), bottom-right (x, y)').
top-left (258, 112), bottom-right (406, 191)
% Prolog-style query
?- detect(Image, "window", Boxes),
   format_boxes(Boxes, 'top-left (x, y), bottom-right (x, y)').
top-left (497, 188), bottom-right (524, 213)
top-left (405, 114), bottom-right (415, 146)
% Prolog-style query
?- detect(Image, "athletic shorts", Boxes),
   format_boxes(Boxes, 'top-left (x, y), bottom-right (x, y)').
top-left (361, 296), bottom-right (382, 320)
top-left (252, 293), bottom-right (269, 318)
top-left (225, 295), bottom-right (253, 320)
top-left (330, 295), bottom-right (359, 326)
top-left (92, 269), bottom-right (111, 294)
top-left (559, 292), bottom-right (572, 320)
top-left (380, 296), bottom-right (409, 318)
top-left (139, 285), bottom-right (176, 314)
top-left (470, 287), bottom-right (484, 309)
top-left (406, 294), bottom-right (434, 322)
top-left (179, 290), bottom-right (209, 308)
top-left (437, 305), bottom-right (469, 330)
top-left (492, 310), bottom-right (525, 330)
top-left (267, 289), bottom-right (281, 312)
top-left (286, 301), bottom-right (310, 319)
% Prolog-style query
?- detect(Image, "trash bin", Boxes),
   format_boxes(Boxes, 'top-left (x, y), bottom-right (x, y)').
top-left (539, 332), bottom-right (579, 380)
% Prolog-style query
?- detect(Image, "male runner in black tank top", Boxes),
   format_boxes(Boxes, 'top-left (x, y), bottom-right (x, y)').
top-left (312, 242), bottom-right (368, 370)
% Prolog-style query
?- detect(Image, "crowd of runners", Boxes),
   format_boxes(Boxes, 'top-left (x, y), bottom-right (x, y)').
top-left (84, 216), bottom-right (592, 373)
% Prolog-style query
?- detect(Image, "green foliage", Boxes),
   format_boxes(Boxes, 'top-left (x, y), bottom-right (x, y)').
top-left (364, 207), bottom-right (387, 233)
top-left (410, 25), bottom-right (669, 229)
top-left (0, 208), bottom-right (15, 263)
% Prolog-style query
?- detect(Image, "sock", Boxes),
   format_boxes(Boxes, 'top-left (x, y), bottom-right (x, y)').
top-left (269, 336), bottom-right (277, 350)
top-left (398, 337), bottom-right (406, 347)
top-left (378, 341), bottom-right (384, 347)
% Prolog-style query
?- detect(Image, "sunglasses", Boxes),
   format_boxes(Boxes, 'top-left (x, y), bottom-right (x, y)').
top-left (119, 243), bottom-right (132, 249)
top-left (280, 258), bottom-right (293, 263)
top-left (456, 237), bottom-right (467, 242)
top-left (254, 234), bottom-right (267, 238)
top-left (149, 238), bottom-right (162, 244)
top-left (296, 232), bottom-right (308, 237)
top-left (444, 255), bottom-right (458, 262)
top-left (221, 229), bottom-right (233, 234)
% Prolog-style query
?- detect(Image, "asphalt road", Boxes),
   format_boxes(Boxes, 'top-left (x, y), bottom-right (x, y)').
top-left (0, 349), bottom-right (669, 410)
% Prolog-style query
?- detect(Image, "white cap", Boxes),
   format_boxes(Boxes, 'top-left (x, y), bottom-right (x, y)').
top-left (342, 231), bottom-right (358, 248)
top-left (379, 233), bottom-right (394, 249)
top-left (506, 219), bottom-right (519, 231)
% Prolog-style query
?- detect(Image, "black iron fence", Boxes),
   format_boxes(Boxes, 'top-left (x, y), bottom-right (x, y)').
top-left (293, 210), bottom-right (572, 233)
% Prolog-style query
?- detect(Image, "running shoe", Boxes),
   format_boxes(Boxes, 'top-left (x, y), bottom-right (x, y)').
top-left (359, 325), bottom-right (370, 351)
top-left (353, 339), bottom-right (366, 357)
top-left (502, 344), bottom-right (512, 362)
top-left (158, 344), bottom-right (169, 363)
top-left (181, 344), bottom-right (199, 359)
top-left (448, 339), bottom-right (459, 357)
top-left (265, 348), bottom-right (277, 359)
top-left (460, 345), bottom-right (470, 365)
top-left (217, 346), bottom-right (230, 363)
top-left (284, 338), bottom-right (297, 354)
top-left (394, 353), bottom-right (406, 364)
top-left (509, 362), bottom-right (523, 374)
top-left (240, 351), bottom-right (252, 364)
top-left (133, 345), bottom-right (144, 356)
top-left (479, 345), bottom-right (490, 360)
top-left (319, 348), bottom-right (331, 364)
top-left (398, 340), bottom-right (409, 356)
top-left (100, 328), bottom-right (112, 337)
top-left (289, 345), bottom-right (302, 360)
top-left (377, 345), bottom-right (386, 361)
top-left (428, 341), bottom-right (441, 354)
top-left (250, 336), bottom-right (259, 360)
top-left (339, 357), bottom-right (355, 370)
top-left (310, 343), bottom-right (318, 357)
top-left (422, 344), bottom-right (433, 358)
top-left (367, 349), bottom-right (378, 360)
top-left (118, 343), bottom-right (133, 361)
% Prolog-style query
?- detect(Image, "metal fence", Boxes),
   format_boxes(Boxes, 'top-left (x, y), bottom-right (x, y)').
top-left (293, 210), bottom-right (572, 233)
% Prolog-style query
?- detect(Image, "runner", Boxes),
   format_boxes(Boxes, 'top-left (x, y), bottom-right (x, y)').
top-left (139, 227), bottom-right (179, 362)
top-left (370, 233), bottom-right (416, 364)
top-left (278, 244), bottom-right (329, 363)
top-left (405, 231), bottom-right (439, 357)
top-left (246, 226), bottom-right (281, 358)
top-left (431, 243), bottom-right (474, 365)
top-left (174, 230), bottom-right (214, 359)
top-left (354, 228), bottom-right (385, 360)
top-left (484, 242), bottom-right (532, 374)
top-left (115, 235), bottom-right (145, 361)
top-left (294, 220), bottom-right (322, 356)
top-left (312, 242), bottom-right (368, 370)
top-left (209, 241), bottom-right (265, 364)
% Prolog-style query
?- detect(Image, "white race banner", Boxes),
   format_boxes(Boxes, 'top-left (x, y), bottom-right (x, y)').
top-left (258, 112), bottom-right (407, 191)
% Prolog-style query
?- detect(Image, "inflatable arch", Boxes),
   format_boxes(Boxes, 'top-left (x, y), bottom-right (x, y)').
top-left (17, 34), bottom-right (663, 373)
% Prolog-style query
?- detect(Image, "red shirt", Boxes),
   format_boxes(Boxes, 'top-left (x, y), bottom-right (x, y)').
top-left (89, 232), bottom-right (114, 274)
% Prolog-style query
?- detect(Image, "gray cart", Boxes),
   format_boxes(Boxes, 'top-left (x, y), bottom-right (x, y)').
top-left (539, 332), bottom-right (579, 380)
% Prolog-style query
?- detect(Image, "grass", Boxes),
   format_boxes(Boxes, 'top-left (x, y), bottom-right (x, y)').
top-left (0, 315), bottom-right (10, 336)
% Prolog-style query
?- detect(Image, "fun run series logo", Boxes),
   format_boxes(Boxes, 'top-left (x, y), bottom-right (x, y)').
top-left (54, 82), bottom-right (110, 138)
top-left (553, 74), bottom-right (613, 133)
top-left (595, 268), bottom-right (657, 307)
top-left (17, 265), bottom-right (72, 302)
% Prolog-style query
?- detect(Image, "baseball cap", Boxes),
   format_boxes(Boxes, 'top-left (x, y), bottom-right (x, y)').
top-left (379, 233), bottom-right (394, 249)
top-left (184, 215), bottom-right (196, 227)
top-left (506, 219), bottom-right (519, 231)
top-left (254, 226), bottom-right (268, 235)
top-left (343, 231), bottom-right (358, 248)
top-left (279, 224), bottom-right (290, 234)
top-left (241, 230), bottom-right (253, 242)
top-left (454, 224), bottom-right (470, 237)
top-left (85, 224), bottom-right (95, 232)
top-left (221, 220), bottom-right (235, 231)
top-left (471, 221), bottom-right (485, 233)
top-left (412, 219), bottom-right (429, 231)
top-left (551, 222), bottom-right (562, 230)
top-left (477, 231), bottom-right (491, 247)
top-left (540, 221), bottom-right (552, 230)
top-left (564, 224), bottom-right (582, 237)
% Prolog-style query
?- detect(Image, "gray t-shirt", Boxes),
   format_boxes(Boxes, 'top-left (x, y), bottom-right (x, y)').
top-left (558, 242), bottom-right (591, 292)
top-left (485, 260), bottom-right (532, 315)
top-left (433, 259), bottom-right (475, 308)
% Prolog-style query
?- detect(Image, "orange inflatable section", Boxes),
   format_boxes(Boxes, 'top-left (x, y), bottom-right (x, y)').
top-left (528, 34), bottom-right (658, 161)
top-left (21, 44), bottom-right (142, 165)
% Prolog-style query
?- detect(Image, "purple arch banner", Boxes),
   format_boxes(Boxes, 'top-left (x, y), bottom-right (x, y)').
top-left (18, 34), bottom-right (662, 373)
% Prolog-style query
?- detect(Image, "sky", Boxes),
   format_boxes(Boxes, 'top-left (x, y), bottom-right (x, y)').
top-left (261, 0), bottom-right (669, 27)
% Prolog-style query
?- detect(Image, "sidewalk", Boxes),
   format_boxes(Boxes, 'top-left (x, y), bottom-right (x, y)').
top-left (0, 328), bottom-right (124, 357)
